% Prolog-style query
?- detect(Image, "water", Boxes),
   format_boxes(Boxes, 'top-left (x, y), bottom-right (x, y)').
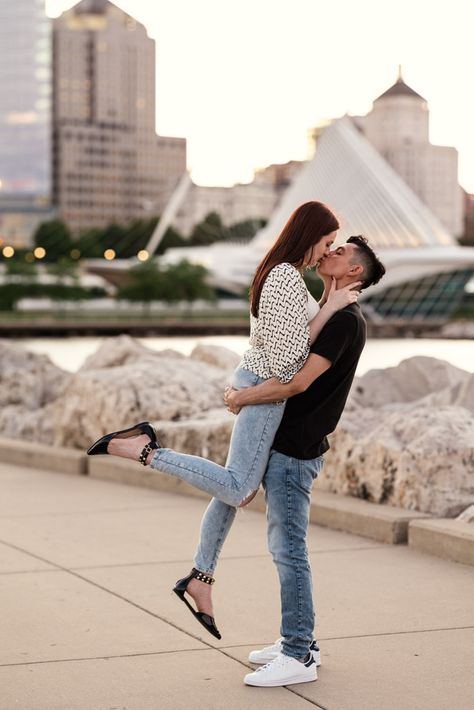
top-left (16, 335), bottom-right (474, 375)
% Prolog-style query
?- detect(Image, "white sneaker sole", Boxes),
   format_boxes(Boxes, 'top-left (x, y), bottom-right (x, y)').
top-left (249, 650), bottom-right (321, 666)
top-left (245, 670), bottom-right (318, 687)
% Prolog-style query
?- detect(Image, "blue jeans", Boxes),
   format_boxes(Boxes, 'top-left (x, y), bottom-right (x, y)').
top-left (263, 450), bottom-right (323, 659)
top-left (194, 448), bottom-right (323, 660)
top-left (149, 366), bottom-right (286, 507)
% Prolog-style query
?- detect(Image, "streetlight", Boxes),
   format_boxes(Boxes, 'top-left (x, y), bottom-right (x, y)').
top-left (137, 249), bottom-right (149, 261)
top-left (34, 247), bottom-right (46, 259)
top-left (2, 246), bottom-right (14, 258)
top-left (104, 249), bottom-right (116, 260)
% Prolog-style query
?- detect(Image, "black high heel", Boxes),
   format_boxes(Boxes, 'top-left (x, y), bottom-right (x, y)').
top-left (86, 421), bottom-right (159, 465)
top-left (173, 568), bottom-right (221, 640)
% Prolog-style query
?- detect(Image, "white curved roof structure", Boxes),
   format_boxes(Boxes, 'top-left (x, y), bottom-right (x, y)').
top-left (254, 116), bottom-right (452, 250)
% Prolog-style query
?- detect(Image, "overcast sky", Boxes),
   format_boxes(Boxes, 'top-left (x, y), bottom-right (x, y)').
top-left (47, 0), bottom-right (474, 191)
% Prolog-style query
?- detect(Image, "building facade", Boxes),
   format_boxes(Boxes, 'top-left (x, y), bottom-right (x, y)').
top-left (364, 70), bottom-right (463, 237)
top-left (170, 161), bottom-right (304, 237)
top-left (0, 0), bottom-right (51, 199)
top-left (53, 0), bottom-right (186, 234)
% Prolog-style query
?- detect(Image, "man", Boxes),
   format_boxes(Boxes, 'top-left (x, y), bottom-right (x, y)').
top-left (225, 235), bottom-right (386, 687)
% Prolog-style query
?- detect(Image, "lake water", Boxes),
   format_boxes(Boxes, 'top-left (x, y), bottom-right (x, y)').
top-left (16, 335), bottom-right (474, 375)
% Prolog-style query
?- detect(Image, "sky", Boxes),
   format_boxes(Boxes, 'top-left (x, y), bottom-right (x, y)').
top-left (46, 0), bottom-right (474, 191)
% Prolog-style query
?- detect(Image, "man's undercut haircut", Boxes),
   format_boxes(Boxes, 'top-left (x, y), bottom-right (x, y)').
top-left (347, 235), bottom-right (386, 290)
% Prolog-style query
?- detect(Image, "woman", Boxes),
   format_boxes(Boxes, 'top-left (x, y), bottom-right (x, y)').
top-left (87, 201), bottom-right (359, 638)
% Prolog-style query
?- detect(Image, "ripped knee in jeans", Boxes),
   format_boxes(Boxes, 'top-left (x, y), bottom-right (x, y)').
top-left (238, 487), bottom-right (259, 508)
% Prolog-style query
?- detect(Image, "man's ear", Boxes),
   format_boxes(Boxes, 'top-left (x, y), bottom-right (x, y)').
top-left (348, 263), bottom-right (364, 278)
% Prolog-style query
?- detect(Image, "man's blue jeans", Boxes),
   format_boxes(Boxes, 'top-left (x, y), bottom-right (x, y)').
top-left (194, 447), bottom-right (323, 660)
top-left (263, 449), bottom-right (323, 659)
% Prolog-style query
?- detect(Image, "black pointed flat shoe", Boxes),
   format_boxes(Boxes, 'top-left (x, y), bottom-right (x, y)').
top-left (173, 568), bottom-right (221, 640)
top-left (86, 421), bottom-right (159, 465)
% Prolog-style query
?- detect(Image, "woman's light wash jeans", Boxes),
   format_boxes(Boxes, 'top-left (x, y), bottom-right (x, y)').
top-left (192, 447), bottom-right (324, 661)
top-left (149, 365), bottom-right (286, 508)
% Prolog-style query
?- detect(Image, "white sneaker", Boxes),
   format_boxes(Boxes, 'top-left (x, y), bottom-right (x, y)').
top-left (248, 638), bottom-right (321, 666)
top-left (244, 652), bottom-right (318, 687)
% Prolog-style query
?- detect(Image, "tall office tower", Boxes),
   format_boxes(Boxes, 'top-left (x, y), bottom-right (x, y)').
top-left (364, 69), bottom-right (463, 237)
top-left (0, 0), bottom-right (51, 199)
top-left (53, 0), bottom-right (186, 234)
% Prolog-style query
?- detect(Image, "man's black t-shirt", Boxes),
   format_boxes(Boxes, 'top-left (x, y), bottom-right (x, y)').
top-left (272, 303), bottom-right (366, 460)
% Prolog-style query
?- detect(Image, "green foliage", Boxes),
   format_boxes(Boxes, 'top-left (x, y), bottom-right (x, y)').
top-left (228, 218), bottom-right (267, 241)
top-left (117, 259), bottom-right (215, 304)
top-left (46, 257), bottom-right (79, 282)
top-left (72, 228), bottom-right (103, 258)
top-left (155, 226), bottom-right (187, 255)
top-left (165, 260), bottom-right (216, 302)
top-left (31, 210), bottom-right (266, 263)
top-left (0, 282), bottom-right (107, 311)
top-left (4, 259), bottom-right (38, 278)
top-left (33, 220), bottom-right (73, 261)
top-left (189, 212), bottom-right (229, 246)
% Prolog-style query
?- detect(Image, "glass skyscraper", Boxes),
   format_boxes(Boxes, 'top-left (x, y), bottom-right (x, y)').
top-left (0, 0), bottom-right (51, 200)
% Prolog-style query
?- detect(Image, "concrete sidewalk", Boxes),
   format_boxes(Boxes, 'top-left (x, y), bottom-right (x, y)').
top-left (0, 461), bottom-right (473, 710)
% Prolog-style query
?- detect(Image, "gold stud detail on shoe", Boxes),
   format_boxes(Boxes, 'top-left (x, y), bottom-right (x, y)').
top-left (139, 442), bottom-right (156, 466)
top-left (195, 571), bottom-right (215, 585)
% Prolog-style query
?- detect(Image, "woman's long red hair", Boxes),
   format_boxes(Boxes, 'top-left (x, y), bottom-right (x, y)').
top-left (250, 201), bottom-right (339, 317)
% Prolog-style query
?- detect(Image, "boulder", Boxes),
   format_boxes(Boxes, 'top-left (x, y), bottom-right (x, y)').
top-left (350, 356), bottom-right (469, 408)
top-left (79, 334), bottom-right (184, 371)
top-left (0, 339), bottom-right (70, 409)
top-left (321, 395), bottom-right (474, 517)
top-left (50, 347), bottom-right (232, 449)
top-left (190, 343), bottom-right (241, 373)
top-left (157, 411), bottom-right (234, 466)
top-left (457, 505), bottom-right (474, 523)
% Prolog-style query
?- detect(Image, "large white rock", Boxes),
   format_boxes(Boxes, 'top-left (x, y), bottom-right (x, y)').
top-left (0, 340), bottom-right (70, 443)
top-left (189, 343), bottom-right (241, 373)
top-left (321, 360), bottom-right (474, 516)
top-left (79, 334), bottom-right (185, 371)
top-left (50, 339), bottom-right (233, 449)
top-left (457, 505), bottom-right (474, 523)
top-left (350, 356), bottom-right (469, 408)
top-left (0, 339), bottom-right (70, 409)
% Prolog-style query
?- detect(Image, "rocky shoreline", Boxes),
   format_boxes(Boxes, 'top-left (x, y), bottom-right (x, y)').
top-left (1, 335), bottom-right (473, 517)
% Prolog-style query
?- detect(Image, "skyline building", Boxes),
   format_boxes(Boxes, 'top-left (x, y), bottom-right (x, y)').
top-left (53, 0), bottom-right (186, 234)
top-left (0, 0), bottom-right (51, 199)
top-left (363, 69), bottom-right (463, 237)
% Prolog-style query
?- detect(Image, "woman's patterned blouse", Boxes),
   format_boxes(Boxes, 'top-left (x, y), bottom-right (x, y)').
top-left (240, 262), bottom-right (318, 383)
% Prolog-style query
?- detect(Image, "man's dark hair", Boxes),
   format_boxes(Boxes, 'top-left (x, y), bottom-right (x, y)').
top-left (347, 235), bottom-right (386, 290)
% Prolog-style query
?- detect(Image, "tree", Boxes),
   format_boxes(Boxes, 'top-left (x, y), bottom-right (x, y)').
top-left (71, 228), bottom-right (103, 258)
top-left (189, 212), bottom-right (229, 246)
top-left (117, 259), bottom-right (215, 305)
top-left (154, 226), bottom-right (187, 255)
top-left (228, 218), bottom-right (267, 241)
top-left (33, 220), bottom-right (73, 261)
top-left (117, 260), bottom-right (166, 303)
top-left (164, 260), bottom-right (215, 303)
top-left (46, 257), bottom-right (79, 284)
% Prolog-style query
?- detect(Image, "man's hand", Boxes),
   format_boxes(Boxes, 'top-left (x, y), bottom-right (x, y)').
top-left (224, 385), bottom-right (242, 415)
